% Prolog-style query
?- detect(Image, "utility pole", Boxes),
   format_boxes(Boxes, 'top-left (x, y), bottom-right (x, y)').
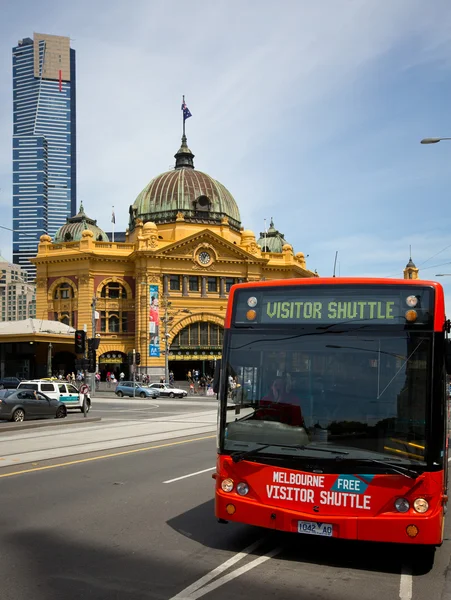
top-left (133, 348), bottom-right (136, 397)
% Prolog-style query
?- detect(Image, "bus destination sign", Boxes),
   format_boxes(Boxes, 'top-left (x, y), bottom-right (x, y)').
top-left (234, 286), bottom-right (433, 326)
top-left (263, 298), bottom-right (398, 323)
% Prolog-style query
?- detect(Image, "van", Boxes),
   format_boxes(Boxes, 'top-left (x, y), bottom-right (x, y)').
top-left (17, 380), bottom-right (91, 412)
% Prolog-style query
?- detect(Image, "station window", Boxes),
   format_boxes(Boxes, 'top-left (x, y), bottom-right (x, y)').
top-left (100, 281), bottom-right (127, 299)
top-left (189, 276), bottom-right (199, 292)
top-left (207, 277), bottom-right (217, 293)
top-left (169, 275), bottom-right (181, 291)
top-left (225, 278), bottom-right (235, 292)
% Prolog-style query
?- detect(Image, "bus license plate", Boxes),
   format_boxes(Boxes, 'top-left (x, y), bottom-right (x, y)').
top-left (298, 521), bottom-right (333, 537)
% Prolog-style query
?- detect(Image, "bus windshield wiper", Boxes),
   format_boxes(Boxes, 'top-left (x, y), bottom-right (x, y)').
top-left (231, 443), bottom-right (349, 463)
top-left (356, 458), bottom-right (420, 479)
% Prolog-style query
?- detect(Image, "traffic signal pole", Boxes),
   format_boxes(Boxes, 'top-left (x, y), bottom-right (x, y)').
top-left (133, 348), bottom-right (136, 398)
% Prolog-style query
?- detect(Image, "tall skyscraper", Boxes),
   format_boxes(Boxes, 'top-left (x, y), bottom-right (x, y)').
top-left (12, 33), bottom-right (76, 279)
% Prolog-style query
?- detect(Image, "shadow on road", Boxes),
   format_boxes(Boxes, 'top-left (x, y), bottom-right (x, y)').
top-left (167, 499), bottom-right (435, 576)
top-left (2, 526), bottom-right (358, 600)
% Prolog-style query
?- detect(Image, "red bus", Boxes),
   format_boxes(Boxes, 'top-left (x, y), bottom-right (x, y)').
top-left (214, 278), bottom-right (450, 547)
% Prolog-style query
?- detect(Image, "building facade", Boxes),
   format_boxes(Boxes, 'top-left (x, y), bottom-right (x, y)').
top-left (33, 134), bottom-right (316, 380)
top-left (0, 255), bottom-right (36, 322)
top-left (12, 33), bottom-right (76, 279)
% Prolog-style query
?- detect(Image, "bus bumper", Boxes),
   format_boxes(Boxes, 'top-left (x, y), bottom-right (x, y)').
top-left (215, 492), bottom-right (444, 545)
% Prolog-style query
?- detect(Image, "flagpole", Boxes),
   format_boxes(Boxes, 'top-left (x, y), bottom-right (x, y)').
top-left (112, 206), bottom-right (115, 243)
top-left (182, 94), bottom-right (185, 137)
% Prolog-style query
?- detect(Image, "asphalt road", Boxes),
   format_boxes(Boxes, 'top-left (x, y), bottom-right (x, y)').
top-left (0, 402), bottom-right (450, 600)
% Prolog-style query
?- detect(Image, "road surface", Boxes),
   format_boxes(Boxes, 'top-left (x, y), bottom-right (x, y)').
top-left (0, 397), bottom-right (449, 600)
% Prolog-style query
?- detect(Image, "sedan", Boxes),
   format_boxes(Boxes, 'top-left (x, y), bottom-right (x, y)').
top-left (148, 383), bottom-right (187, 398)
top-left (0, 390), bottom-right (67, 422)
top-left (115, 381), bottom-right (160, 399)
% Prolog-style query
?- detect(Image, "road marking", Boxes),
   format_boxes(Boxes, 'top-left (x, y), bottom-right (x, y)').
top-left (399, 565), bottom-right (412, 600)
top-left (0, 435), bottom-right (216, 479)
top-left (169, 538), bottom-right (267, 599)
top-left (164, 467), bottom-right (215, 483)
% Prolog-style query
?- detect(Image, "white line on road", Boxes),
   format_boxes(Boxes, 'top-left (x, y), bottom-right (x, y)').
top-left (164, 467), bottom-right (215, 483)
top-left (399, 565), bottom-right (412, 600)
top-left (169, 538), bottom-right (266, 599)
top-left (188, 547), bottom-right (281, 599)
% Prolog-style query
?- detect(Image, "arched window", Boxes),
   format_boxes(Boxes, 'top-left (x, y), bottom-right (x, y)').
top-left (64, 232), bottom-right (73, 242)
top-left (98, 280), bottom-right (129, 334)
top-left (54, 282), bottom-right (74, 300)
top-left (61, 314), bottom-right (70, 326)
top-left (100, 281), bottom-right (127, 299)
top-left (108, 314), bottom-right (120, 332)
top-left (172, 322), bottom-right (223, 349)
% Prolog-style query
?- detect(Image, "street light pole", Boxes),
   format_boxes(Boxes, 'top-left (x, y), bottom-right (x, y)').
top-left (161, 296), bottom-right (191, 384)
top-left (420, 137), bottom-right (451, 144)
top-left (47, 342), bottom-right (53, 377)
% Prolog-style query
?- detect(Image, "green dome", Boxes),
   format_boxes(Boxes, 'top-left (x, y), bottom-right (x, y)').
top-left (129, 136), bottom-right (241, 231)
top-left (54, 203), bottom-right (109, 243)
top-left (257, 218), bottom-right (288, 253)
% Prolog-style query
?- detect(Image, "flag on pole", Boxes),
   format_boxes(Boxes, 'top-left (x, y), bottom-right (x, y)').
top-left (111, 209), bottom-right (115, 224)
top-left (181, 100), bottom-right (192, 121)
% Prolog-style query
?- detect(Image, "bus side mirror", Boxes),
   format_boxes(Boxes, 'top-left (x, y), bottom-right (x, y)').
top-left (445, 340), bottom-right (451, 374)
top-left (213, 359), bottom-right (221, 394)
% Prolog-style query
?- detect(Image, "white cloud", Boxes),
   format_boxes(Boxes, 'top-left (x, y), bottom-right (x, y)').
top-left (1, 0), bottom-right (451, 300)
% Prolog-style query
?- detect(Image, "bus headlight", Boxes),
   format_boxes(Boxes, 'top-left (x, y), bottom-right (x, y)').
top-left (236, 482), bottom-right (249, 496)
top-left (395, 498), bottom-right (410, 513)
top-left (406, 295), bottom-right (418, 307)
top-left (413, 498), bottom-right (429, 513)
top-left (221, 478), bottom-right (234, 493)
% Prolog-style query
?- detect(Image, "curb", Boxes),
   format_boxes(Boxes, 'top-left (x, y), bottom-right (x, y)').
top-left (0, 417), bottom-right (101, 432)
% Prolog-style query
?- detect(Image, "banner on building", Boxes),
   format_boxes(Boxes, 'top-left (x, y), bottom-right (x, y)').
top-left (149, 284), bottom-right (160, 357)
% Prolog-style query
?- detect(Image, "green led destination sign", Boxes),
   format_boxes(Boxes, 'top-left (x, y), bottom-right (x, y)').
top-left (264, 298), bottom-right (397, 322)
top-left (233, 286), bottom-right (433, 326)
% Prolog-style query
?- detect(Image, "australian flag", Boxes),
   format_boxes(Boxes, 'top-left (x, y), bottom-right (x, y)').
top-left (182, 100), bottom-right (192, 121)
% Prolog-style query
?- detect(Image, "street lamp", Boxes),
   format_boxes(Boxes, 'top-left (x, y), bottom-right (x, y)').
top-left (420, 137), bottom-right (451, 144)
top-left (160, 297), bottom-right (191, 383)
top-left (436, 274), bottom-right (451, 277)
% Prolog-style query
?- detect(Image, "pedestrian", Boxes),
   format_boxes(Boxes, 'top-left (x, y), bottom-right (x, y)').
top-left (120, 371), bottom-right (125, 381)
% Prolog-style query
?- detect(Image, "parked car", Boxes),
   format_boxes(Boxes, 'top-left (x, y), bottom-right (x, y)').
top-left (17, 380), bottom-right (91, 413)
top-left (115, 381), bottom-right (160, 399)
top-left (0, 377), bottom-right (21, 389)
top-left (148, 383), bottom-right (187, 398)
top-left (0, 389), bottom-right (67, 422)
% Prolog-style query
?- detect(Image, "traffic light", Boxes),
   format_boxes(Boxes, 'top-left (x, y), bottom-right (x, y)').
top-left (127, 351), bottom-right (134, 365)
top-left (74, 330), bottom-right (86, 354)
top-left (87, 339), bottom-right (96, 373)
top-left (135, 352), bottom-right (141, 365)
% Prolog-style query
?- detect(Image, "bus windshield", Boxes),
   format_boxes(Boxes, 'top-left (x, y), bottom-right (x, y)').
top-left (221, 330), bottom-right (430, 466)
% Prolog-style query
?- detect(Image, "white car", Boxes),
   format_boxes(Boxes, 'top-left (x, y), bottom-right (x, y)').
top-left (17, 380), bottom-right (91, 412)
top-left (148, 383), bottom-right (187, 398)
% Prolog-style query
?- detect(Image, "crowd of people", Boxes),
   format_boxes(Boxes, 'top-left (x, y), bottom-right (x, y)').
top-left (186, 370), bottom-right (215, 396)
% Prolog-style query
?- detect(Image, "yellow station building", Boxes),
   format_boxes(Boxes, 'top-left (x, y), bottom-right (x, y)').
top-left (32, 133), bottom-right (318, 379)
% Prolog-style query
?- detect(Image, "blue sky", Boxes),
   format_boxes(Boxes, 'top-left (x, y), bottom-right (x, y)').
top-left (1, 0), bottom-right (451, 304)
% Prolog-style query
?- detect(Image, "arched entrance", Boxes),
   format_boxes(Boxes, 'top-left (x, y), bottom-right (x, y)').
top-left (98, 351), bottom-right (128, 381)
top-left (52, 351), bottom-right (76, 377)
top-left (169, 321), bottom-right (223, 380)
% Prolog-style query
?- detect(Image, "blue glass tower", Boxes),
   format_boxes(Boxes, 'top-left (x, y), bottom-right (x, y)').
top-left (12, 33), bottom-right (76, 279)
